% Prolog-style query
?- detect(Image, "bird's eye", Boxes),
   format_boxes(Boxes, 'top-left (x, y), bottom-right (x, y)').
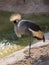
top-left (14, 20), bottom-right (16, 23)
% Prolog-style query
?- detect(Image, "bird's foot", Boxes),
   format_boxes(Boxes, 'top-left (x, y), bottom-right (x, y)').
top-left (25, 55), bottom-right (31, 59)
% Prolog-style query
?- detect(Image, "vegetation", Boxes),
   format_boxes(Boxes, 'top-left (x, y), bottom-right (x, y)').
top-left (24, 13), bottom-right (49, 32)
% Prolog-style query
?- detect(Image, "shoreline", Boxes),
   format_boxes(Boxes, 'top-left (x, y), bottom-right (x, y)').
top-left (0, 33), bottom-right (49, 65)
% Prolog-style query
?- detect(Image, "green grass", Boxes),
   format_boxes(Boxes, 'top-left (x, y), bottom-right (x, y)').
top-left (0, 10), bottom-right (49, 46)
top-left (24, 13), bottom-right (49, 32)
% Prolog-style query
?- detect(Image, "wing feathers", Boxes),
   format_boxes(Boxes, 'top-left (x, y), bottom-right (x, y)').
top-left (28, 28), bottom-right (43, 39)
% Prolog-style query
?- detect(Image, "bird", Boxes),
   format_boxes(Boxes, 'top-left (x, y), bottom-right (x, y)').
top-left (10, 13), bottom-right (45, 57)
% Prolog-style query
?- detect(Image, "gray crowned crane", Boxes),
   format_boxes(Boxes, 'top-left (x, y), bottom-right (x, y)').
top-left (10, 13), bottom-right (45, 57)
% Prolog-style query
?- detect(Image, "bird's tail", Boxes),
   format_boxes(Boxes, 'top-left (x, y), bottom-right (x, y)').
top-left (28, 28), bottom-right (45, 42)
top-left (43, 35), bottom-right (45, 42)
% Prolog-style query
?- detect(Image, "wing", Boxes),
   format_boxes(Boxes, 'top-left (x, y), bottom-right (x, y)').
top-left (17, 20), bottom-right (45, 41)
top-left (18, 20), bottom-right (41, 31)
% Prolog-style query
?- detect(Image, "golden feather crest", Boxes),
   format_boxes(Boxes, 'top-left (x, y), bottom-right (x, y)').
top-left (10, 13), bottom-right (22, 22)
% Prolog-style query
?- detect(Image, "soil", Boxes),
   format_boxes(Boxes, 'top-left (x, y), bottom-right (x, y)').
top-left (10, 44), bottom-right (49, 65)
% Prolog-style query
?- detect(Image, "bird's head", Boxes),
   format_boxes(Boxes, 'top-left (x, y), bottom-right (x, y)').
top-left (10, 13), bottom-right (22, 23)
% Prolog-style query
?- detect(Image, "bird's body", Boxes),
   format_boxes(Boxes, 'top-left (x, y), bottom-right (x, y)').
top-left (10, 13), bottom-right (45, 57)
top-left (14, 20), bottom-right (44, 41)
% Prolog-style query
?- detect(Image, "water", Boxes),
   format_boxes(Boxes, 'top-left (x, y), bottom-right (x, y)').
top-left (0, 40), bottom-right (22, 58)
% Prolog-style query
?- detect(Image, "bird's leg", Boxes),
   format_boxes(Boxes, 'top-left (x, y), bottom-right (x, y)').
top-left (25, 36), bottom-right (31, 59)
top-left (29, 34), bottom-right (32, 57)
top-left (29, 41), bottom-right (31, 57)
